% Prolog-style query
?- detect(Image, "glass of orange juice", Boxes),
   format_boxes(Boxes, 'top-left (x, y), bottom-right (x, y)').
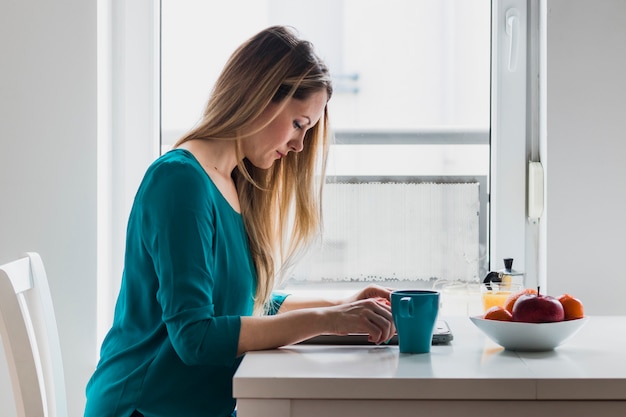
top-left (481, 282), bottom-right (523, 312)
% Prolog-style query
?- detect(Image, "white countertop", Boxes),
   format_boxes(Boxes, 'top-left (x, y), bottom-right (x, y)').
top-left (234, 316), bottom-right (626, 401)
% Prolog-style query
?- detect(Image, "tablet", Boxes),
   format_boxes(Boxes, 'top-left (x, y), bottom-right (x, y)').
top-left (299, 320), bottom-right (453, 345)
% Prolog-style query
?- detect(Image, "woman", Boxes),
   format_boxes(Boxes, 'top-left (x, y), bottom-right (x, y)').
top-left (85, 26), bottom-right (395, 417)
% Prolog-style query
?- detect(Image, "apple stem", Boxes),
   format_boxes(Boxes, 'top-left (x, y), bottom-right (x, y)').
top-left (537, 286), bottom-right (541, 296)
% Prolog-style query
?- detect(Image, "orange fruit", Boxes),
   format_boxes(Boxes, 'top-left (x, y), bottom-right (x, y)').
top-left (557, 294), bottom-right (584, 320)
top-left (504, 288), bottom-right (538, 313)
top-left (484, 306), bottom-right (513, 321)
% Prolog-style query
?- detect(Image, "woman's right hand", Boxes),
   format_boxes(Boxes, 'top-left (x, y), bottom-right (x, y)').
top-left (323, 298), bottom-right (395, 344)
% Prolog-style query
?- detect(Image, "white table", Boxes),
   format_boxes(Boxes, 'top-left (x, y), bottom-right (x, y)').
top-left (233, 316), bottom-right (626, 417)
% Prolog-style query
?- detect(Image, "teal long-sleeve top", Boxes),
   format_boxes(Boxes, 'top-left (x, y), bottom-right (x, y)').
top-left (85, 149), bottom-right (287, 417)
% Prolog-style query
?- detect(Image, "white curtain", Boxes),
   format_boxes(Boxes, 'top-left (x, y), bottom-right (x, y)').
top-left (290, 182), bottom-right (480, 286)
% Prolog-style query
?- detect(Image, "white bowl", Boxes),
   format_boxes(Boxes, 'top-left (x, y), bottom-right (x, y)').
top-left (470, 316), bottom-right (589, 351)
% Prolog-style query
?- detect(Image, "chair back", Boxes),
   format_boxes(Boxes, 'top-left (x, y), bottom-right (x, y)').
top-left (0, 252), bottom-right (67, 417)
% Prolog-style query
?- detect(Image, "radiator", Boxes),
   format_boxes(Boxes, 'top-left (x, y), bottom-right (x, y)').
top-left (290, 182), bottom-right (480, 284)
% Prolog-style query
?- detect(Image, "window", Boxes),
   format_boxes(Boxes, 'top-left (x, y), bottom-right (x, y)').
top-left (101, 0), bottom-right (529, 329)
top-left (161, 1), bottom-right (494, 298)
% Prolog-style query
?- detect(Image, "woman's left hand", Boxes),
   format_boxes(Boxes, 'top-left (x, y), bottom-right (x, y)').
top-left (342, 284), bottom-right (394, 305)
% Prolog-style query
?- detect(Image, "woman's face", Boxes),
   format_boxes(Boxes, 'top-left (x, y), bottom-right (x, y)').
top-left (242, 90), bottom-right (328, 169)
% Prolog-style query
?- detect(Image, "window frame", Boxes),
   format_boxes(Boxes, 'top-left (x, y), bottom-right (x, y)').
top-left (489, 0), bottom-right (529, 275)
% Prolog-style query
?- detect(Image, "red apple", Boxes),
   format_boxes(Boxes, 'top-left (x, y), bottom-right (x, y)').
top-left (512, 291), bottom-right (565, 323)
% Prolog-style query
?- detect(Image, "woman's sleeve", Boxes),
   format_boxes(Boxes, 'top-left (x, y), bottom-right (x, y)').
top-left (140, 160), bottom-right (241, 366)
top-left (265, 292), bottom-right (290, 315)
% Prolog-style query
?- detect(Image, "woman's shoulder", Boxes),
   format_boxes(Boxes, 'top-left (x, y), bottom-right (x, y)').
top-left (146, 149), bottom-right (205, 180)
top-left (139, 149), bottom-right (211, 196)
top-left (151, 148), bottom-right (198, 169)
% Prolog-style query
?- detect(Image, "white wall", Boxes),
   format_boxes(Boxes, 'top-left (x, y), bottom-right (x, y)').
top-left (0, 1), bottom-right (97, 416)
top-left (542, 0), bottom-right (626, 314)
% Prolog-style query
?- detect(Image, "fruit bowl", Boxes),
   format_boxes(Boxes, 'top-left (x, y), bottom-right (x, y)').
top-left (470, 316), bottom-right (589, 351)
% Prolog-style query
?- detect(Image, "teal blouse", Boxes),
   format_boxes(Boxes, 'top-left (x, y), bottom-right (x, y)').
top-left (85, 149), bottom-right (287, 417)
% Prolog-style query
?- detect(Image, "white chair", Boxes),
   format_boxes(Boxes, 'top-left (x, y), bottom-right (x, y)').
top-left (0, 252), bottom-right (67, 417)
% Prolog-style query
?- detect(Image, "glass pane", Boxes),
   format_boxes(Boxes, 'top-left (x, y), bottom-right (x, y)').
top-left (161, 0), bottom-right (491, 292)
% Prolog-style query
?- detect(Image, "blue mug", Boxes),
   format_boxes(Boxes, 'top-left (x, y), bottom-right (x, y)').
top-left (391, 290), bottom-right (440, 354)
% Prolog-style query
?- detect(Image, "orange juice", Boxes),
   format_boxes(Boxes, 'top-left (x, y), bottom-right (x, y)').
top-left (482, 290), bottom-right (513, 311)
top-left (481, 283), bottom-right (522, 312)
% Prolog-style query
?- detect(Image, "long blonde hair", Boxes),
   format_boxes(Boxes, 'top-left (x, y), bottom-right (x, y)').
top-left (174, 26), bottom-right (333, 314)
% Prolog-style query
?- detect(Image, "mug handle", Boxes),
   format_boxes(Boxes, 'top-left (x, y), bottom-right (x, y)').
top-left (400, 296), bottom-right (413, 317)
